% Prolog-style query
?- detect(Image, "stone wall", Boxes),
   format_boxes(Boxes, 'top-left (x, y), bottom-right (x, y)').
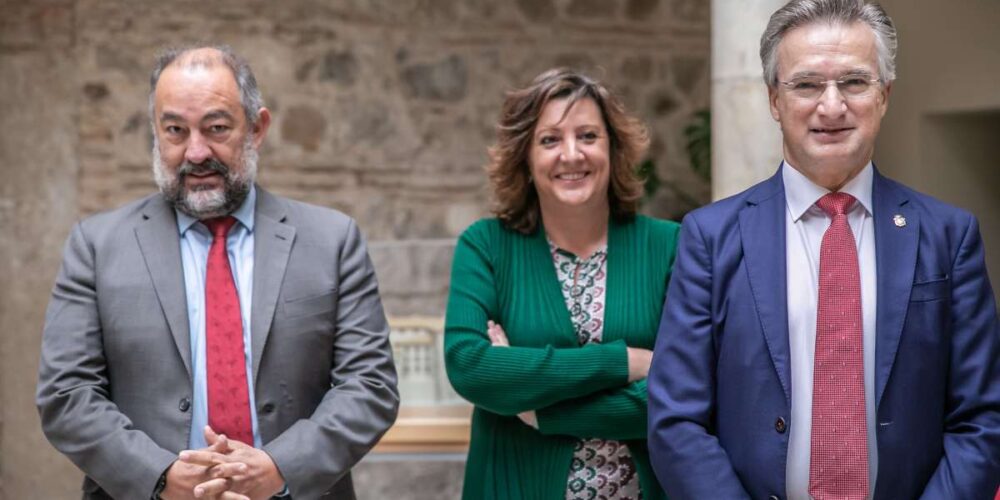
top-left (0, 0), bottom-right (709, 498)
top-left (1, 1), bottom-right (83, 498)
top-left (70, 0), bottom-right (710, 232)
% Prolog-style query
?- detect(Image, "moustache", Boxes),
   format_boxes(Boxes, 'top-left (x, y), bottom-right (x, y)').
top-left (178, 158), bottom-right (230, 179)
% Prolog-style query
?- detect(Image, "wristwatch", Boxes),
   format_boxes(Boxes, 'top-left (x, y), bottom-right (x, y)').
top-left (275, 484), bottom-right (291, 497)
top-left (151, 469), bottom-right (168, 499)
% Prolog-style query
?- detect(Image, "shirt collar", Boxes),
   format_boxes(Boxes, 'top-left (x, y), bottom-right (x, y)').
top-left (176, 185), bottom-right (257, 235)
top-left (782, 160), bottom-right (873, 222)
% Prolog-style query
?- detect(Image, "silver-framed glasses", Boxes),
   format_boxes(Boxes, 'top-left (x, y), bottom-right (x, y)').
top-left (778, 73), bottom-right (882, 100)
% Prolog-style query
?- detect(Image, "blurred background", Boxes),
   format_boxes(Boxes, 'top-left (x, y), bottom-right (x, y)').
top-left (0, 0), bottom-right (996, 498)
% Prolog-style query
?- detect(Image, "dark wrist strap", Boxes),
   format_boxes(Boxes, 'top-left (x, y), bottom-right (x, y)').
top-left (151, 468), bottom-right (169, 499)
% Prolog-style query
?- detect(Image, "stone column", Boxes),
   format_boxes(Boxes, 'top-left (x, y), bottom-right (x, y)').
top-left (711, 0), bottom-right (786, 199)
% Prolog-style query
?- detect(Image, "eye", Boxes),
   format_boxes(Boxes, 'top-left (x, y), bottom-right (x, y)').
top-left (539, 135), bottom-right (559, 147)
top-left (840, 77), bottom-right (870, 90)
top-left (164, 125), bottom-right (185, 135)
top-left (792, 79), bottom-right (823, 91)
top-left (207, 124), bottom-right (231, 135)
top-left (579, 131), bottom-right (600, 142)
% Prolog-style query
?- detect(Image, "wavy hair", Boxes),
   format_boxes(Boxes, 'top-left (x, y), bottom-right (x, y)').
top-left (486, 68), bottom-right (650, 234)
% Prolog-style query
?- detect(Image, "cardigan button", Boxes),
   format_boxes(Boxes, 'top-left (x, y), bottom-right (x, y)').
top-left (178, 397), bottom-right (191, 412)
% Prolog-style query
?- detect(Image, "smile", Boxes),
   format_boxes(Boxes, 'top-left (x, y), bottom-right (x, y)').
top-left (810, 127), bottom-right (853, 134)
top-left (555, 171), bottom-right (589, 181)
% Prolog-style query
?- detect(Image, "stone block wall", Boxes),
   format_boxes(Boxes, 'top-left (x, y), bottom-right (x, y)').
top-left (70, 0), bottom-right (710, 233)
top-left (0, 0), bottom-right (709, 497)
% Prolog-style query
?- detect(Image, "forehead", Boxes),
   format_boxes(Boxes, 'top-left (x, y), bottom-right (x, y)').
top-left (537, 96), bottom-right (602, 127)
top-left (154, 57), bottom-right (242, 120)
top-left (776, 21), bottom-right (879, 76)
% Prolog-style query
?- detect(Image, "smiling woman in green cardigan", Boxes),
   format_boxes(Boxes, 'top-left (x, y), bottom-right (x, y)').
top-left (444, 68), bottom-right (680, 500)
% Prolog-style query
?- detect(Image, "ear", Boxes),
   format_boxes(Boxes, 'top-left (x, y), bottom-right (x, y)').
top-left (767, 85), bottom-right (781, 122)
top-left (250, 107), bottom-right (271, 149)
top-left (878, 81), bottom-right (892, 117)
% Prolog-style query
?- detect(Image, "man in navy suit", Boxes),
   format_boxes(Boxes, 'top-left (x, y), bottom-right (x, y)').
top-left (647, 1), bottom-right (1000, 498)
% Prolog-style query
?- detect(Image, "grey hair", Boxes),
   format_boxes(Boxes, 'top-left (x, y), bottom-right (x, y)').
top-left (760, 0), bottom-right (897, 86)
top-left (148, 44), bottom-right (264, 126)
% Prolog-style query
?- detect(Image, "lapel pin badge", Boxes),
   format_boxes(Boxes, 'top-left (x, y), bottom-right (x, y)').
top-left (893, 214), bottom-right (906, 227)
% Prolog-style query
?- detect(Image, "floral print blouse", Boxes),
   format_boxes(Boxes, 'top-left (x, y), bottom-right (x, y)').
top-left (550, 241), bottom-right (642, 500)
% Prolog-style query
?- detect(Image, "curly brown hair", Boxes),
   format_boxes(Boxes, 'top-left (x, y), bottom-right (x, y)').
top-left (486, 68), bottom-right (650, 234)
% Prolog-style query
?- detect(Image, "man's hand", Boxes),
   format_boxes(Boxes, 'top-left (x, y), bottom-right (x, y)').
top-left (178, 426), bottom-right (286, 500)
top-left (161, 435), bottom-right (246, 500)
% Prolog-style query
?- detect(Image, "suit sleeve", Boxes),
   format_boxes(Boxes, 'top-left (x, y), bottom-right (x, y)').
top-left (647, 214), bottom-right (751, 499)
top-left (444, 225), bottom-right (630, 416)
top-left (36, 222), bottom-right (176, 500)
top-left (920, 214), bottom-right (1000, 498)
top-left (262, 219), bottom-right (399, 500)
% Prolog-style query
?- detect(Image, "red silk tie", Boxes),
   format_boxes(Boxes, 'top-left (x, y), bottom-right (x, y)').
top-left (809, 192), bottom-right (869, 500)
top-left (204, 216), bottom-right (253, 446)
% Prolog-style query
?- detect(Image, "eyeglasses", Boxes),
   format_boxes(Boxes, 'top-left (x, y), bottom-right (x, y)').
top-left (778, 74), bottom-right (882, 100)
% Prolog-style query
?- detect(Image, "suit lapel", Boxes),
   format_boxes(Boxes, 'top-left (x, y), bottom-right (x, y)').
top-left (250, 188), bottom-right (295, 381)
top-left (134, 196), bottom-right (192, 378)
top-left (739, 170), bottom-right (792, 404)
top-left (872, 169), bottom-right (917, 407)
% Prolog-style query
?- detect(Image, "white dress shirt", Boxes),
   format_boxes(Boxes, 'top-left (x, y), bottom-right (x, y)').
top-left (783, 163), bottom-right (878, 500)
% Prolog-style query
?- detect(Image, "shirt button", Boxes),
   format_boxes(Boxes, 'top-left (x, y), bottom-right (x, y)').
top-left (774, 417), bottom-right (787, 434)
top-left (178, 397), bottom-right (191, 412)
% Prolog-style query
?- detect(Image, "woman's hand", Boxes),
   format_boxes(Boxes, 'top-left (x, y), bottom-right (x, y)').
top-left (626, 347), bottom-right (653, 382)
top-left (486, 320), bottom-right (510, 346)
top-left (486, 320), bottom-right (537, 429)
top-left (516, 410), bottom-right (538, 429)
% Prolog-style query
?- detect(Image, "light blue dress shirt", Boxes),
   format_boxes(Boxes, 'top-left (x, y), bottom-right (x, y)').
top-left (176, 187), bottom-right (262, 450)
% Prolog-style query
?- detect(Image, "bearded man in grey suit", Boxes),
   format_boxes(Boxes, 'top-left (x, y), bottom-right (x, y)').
top-left (36, 45), bottom-right (398, 500)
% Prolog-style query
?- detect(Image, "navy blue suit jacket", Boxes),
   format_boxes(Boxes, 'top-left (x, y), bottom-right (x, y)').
top-left (648, 167), bottom-right (1000, 499)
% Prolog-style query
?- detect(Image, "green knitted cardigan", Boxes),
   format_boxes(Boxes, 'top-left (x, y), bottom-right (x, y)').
top-left (444, 214), bottom-right (680, 500)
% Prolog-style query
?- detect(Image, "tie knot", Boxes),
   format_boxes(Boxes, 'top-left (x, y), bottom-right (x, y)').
top-left (816, 192), bottom-right (856, 218)
top-left (203, 216), bottom-right (237, 240)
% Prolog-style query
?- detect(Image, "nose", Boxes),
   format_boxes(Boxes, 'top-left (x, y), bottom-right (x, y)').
top-left (816, 82), bottom-right (847, 116)
top-left (184, 132), bottom-right (212, 165)
top-left (559, 138), bottom-right (584, 163)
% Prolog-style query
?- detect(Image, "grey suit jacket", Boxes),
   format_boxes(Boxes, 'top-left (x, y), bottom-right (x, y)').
top-left (37, 187), bottom-right (399, 499)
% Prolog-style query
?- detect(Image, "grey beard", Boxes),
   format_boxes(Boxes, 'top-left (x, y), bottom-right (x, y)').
top-left (152, 136), bottom-right (258, 219)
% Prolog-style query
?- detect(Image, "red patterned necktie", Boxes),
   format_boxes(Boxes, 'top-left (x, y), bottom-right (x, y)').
top-left (204, 216), bottom-right (253, 446)
top-left (809, 192), bottom-right (869, 500)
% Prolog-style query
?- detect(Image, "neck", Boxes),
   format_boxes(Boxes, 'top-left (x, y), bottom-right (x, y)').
top-left (789, 160), bottom-right (868, 192)
top-left (539, 203), bottom-right (610, 258)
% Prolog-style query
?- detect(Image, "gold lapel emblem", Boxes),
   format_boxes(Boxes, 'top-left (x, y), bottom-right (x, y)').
top-left (893, 214), bottom-right (906, 227)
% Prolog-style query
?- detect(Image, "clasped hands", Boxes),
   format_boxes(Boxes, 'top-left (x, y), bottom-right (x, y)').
top-left (486, 320), bottom-right (652, 430)
top-left (161, 426), bottom-right (285, 500)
